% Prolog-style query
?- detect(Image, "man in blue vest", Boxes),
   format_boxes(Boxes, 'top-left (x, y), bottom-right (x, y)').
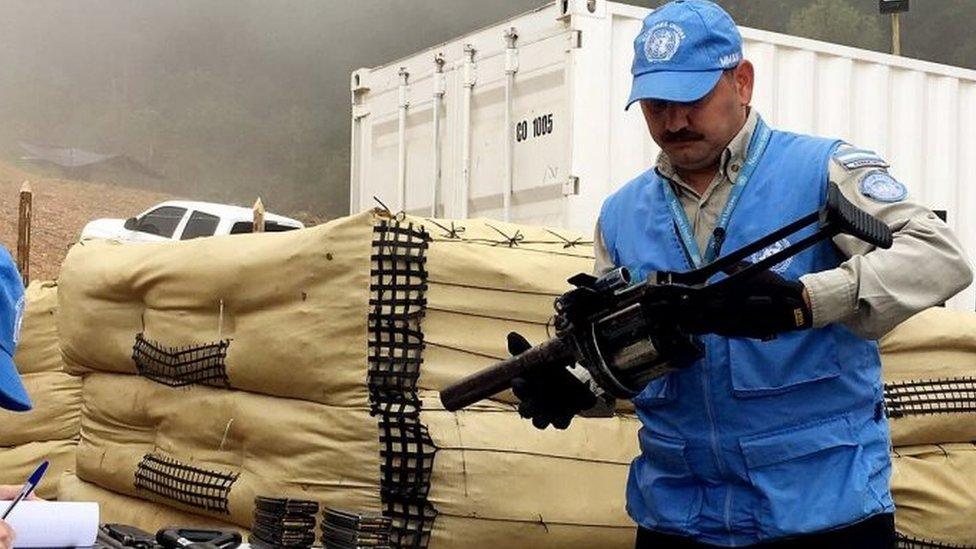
top-left (510, 1), bottom-right (973, 547)
top-left (0, 247), bottom-right (33, 549)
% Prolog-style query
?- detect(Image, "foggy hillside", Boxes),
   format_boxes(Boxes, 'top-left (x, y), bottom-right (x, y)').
top-left (0, 0), bottom-right (970, 220)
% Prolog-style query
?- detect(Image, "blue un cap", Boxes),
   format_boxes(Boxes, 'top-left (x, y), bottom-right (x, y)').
top-left (627, 0), bottom-right (743, 109)
top-left (0, 247), bottom-right (30, 412)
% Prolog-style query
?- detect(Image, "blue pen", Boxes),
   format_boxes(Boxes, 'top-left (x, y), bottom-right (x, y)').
top-left (0, 460), bottom-right (47, 520)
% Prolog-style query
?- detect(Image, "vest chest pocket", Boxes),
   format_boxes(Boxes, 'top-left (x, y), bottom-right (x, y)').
top-left (633, 430), bottom-right (703, 529)
top-left (727, 329), bottom-right (841, 397)
top-left (738, 414), bottom-right (878, 539)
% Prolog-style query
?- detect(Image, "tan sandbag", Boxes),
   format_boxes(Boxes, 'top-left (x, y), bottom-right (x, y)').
top-left (2, 281), bottom-right (83, 445)
top-left (418, 217), bottom-right (592, 400)
top-left (880, 307), bottom-right (976, 376)
top-left (431, 518), bottom-right (635, 548)
top-left (891, 443), bottom-right (976, 547)
top-left (0, 281), bottom-right (81, 500)
top-left (58, 212), bottom-right (375, 407)
top-left (0, 440), bottom-right (76, 499)
top-left (404, 217), bottom-right (645, 413)
top-left (59, 472), bottom-right (239, 532)
top-left (420, 391), bottom-right (639, 547)
top-left (76, 373), bottom-right (380, 528)
top-left (0, 370), bottom-right (82, 445)
top-left (14, 281), bottom-right (61, 375)
top-left (879, 308), bottom-right (976, 446)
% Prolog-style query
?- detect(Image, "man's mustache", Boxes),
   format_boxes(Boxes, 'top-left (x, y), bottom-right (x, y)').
top-left (663, 130), bottom-right (704, 143)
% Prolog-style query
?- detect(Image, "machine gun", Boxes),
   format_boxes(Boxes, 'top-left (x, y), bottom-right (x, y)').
top-left (440, 183), bottom-right (893, 411)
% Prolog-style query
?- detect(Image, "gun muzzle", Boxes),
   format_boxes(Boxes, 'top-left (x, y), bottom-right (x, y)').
top-left (439, 337), bottom-right (575, 411)
top-left (592, 267), bottom-right (631, 294)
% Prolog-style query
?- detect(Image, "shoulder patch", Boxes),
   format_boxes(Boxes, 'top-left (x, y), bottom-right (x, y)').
top-left (859, 170), bottom-right (907, 203)
top-left (833, 147), bottom-right (890, 171)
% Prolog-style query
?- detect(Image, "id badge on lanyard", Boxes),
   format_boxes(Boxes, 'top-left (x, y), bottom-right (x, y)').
top-left (661, 117), bottom-right (772, 269)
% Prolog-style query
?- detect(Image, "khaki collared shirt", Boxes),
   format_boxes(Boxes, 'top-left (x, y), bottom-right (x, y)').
top-left (594, 109), bottom-right (973, 338)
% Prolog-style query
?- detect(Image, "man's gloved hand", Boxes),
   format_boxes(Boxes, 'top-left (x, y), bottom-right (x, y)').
top-left (508, 332), bottom-right (597, 430)
top-left (679, 266), bottom-right (812, 340)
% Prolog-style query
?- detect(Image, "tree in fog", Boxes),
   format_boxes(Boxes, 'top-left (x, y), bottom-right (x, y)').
top-left (786, 0), bottom-right (885, 51)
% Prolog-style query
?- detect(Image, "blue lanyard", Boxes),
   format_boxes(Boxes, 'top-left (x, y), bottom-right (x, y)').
top-left (661, 117), bottom-right (772, 269)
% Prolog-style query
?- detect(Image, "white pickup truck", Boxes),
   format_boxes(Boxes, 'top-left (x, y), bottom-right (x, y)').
top-left (80, 200), bottom-right (304, 242)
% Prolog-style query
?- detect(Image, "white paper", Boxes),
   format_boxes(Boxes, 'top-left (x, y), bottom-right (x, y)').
top-left (4, 501), bottom-right (99, 548)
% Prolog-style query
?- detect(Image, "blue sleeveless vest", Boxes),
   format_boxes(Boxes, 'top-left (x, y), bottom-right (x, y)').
top-left (599, 130), bottom-right (894, 546)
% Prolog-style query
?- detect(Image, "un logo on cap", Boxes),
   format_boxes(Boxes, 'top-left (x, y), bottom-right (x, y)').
top-left (644, 22), bottom-right (685, 63)
top-left (12, 294), bottom-right (24, 346)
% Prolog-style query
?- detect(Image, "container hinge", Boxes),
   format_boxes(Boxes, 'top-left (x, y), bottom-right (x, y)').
top-left (566, 30), bottom-right (582, 50)
top-left (397, 67), bottom-right (410, 108)
top-left (351, 69), bottom-right (371, 93)
top-left (353, 104), bottom-right (371, 120)
top-left (462, 44), bottom-right (478, 87)
top-left (563, 175), bottom-right (580, 196)
top-left (433, 54), bottom-right (447, 97)
top-left (504, 28), bottom-right (520, 73)
top-left (559, 0), bottom-right (604, 19)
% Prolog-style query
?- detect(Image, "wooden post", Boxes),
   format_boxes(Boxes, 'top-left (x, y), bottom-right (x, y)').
top-left (17, 181), bottom-right (32, 286)
top-left (252, 197), bottom-right (265, 233)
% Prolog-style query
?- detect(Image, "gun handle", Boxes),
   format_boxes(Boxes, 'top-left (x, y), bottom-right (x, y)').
top-left (826, 182), bottom-right (893, 248)
top-left (439, 337), bottom-right (574, 412)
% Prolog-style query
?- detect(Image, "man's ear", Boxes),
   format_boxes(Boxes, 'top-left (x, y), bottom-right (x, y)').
top-left (734, 60), bottom-right (754, 107)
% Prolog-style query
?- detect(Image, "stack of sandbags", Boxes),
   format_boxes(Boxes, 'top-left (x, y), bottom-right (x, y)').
top-left (0, 281), bottom-right (81, 499)
top-left (879, 307), bottom-right (976, 548)
top-left (57, 210), bottom-right (641, 547)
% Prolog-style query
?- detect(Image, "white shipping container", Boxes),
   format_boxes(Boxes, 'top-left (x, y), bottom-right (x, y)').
top-left (350, 0), bottom-right (976, 311)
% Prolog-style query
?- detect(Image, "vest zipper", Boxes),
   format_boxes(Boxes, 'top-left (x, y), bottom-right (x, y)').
top-left (700, 347), bottom-right (727, 477)
top-left (700, 339), bottom-right (732, 539)
top-left (724, 485), bottom-right (735, 545)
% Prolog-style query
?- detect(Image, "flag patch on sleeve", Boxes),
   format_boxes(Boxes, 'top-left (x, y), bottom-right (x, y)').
top-left (834, 147), bottom-right (890, 170)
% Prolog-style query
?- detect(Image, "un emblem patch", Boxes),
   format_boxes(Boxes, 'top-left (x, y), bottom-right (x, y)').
top-left (644, 22), bottom-right (685, 63)
top-left (748, 238), bottom-right (793, 274)
top-left (859, 170), bottom-right (908, 203)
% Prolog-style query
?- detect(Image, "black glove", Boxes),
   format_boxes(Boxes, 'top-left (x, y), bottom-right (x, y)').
top-left (678, 265), bottom-right (812, 340)
top-left (508, 332), bottom-right (597, 430)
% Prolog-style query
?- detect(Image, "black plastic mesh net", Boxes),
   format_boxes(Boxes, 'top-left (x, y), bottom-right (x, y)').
top-left (896, 533), bottom-right (974, 548)
top-left (134, 452), bottom-right (239, 514)
top-left (884, 377), bottom-right (976, 418)
top-left (378, 409), bottom-right (437, 496)
top-left (368, 220), bottom-right (437, 549)
top-left (132, 333), bottom-right (231, 388)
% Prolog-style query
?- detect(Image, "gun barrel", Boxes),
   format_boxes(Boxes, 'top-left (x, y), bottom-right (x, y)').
top-left (593, 266), bottom-right (631, 294)
top-left (439, 337), bottom-right (575, 411)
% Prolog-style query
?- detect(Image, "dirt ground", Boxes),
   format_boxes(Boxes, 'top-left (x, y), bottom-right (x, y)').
top-left (0, 161), bottom-right (172, 282)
